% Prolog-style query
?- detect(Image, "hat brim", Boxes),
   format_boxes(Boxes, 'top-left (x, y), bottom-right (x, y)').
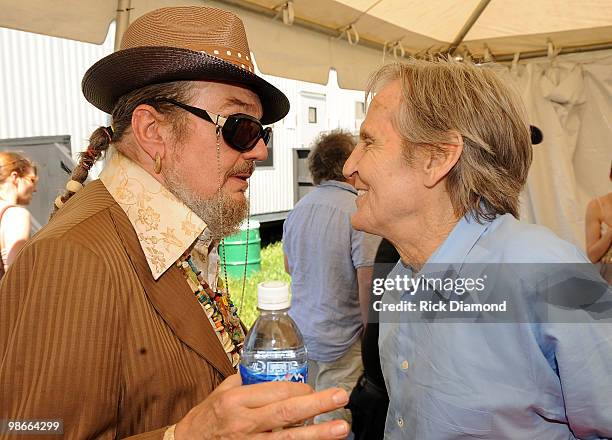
top-left (82, 46), bottom-right (289, 125)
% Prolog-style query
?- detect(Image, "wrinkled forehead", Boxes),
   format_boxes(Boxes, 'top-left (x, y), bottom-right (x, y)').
top-left (372, 80), bottom-right (401, 108)
top-left (364, 83), bottom-right (401, 125)
top-left (369, 94), bottom-right (392, 115)
top-left (218, 94), bottom-right (262, 119)
top-left (195, 80), bottom-right (263, 120)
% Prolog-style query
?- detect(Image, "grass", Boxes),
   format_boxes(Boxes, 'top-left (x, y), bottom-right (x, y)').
top-left (226, 241), bottom-right (291, 328)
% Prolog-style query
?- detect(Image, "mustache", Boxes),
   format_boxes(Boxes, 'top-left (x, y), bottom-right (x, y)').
top-left (226, 161), bottom-right (255, 179)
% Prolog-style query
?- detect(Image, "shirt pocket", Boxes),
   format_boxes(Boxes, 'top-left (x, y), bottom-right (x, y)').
top-left (417, 393), bottom-right (492, 438)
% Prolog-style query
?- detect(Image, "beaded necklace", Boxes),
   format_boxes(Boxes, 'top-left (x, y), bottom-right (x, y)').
top-left (177, 252), bottom-right (244, 368)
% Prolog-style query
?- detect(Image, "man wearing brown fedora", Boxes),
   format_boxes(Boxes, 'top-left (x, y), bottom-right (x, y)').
top-left (0, 6), bottom-right (350, 440)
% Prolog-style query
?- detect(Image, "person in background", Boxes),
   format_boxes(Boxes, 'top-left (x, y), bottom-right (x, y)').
top-left (585, 162), bottom-right (612, 283)
top-left (0, 7), bottom-right (350, 439)
top-left (347, 123), bottom-right (546, 440)
top-left (347, 238), bottom-right (397, 440)
top-left (342, 58), bottom-right (612, 438)
top-left (0, 151), bottom-right (37, 277)
top-left (283, 129), bottom-right (381, 426)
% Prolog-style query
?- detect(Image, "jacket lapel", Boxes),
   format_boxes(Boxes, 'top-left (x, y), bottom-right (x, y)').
top-left (108, 202), bottom-right (235, 378)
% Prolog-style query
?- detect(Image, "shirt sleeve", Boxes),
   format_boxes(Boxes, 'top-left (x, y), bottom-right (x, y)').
top-left (281, 211), bottom-right (293, 271)
top-left (351, 227), bottom-right (382, 269)
top-left (543, 321), bottom-right (612, 439)
top-left (537, 265), bottom-right (612, 439)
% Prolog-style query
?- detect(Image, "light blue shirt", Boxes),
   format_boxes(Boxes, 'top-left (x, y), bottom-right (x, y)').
top-left (283, 180), bottom-right (380, 362)
top-left (380, 213), bottom-right (612, 439)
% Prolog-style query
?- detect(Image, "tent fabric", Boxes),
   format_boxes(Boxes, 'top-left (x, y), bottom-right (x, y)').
top-left (502, 50), bottom-right (612, 248)
top-left (0, 0), bottom-right (115, 44)
top-left (238, 0), bottom-right (612, 54)
top-left (1, 0), bottom-right (611, 89)
top-left (230, 0), bottom-right (612, 86)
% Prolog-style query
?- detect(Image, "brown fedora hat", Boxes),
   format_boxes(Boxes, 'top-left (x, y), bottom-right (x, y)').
top-left (82, 6), bottom-right (289, 125)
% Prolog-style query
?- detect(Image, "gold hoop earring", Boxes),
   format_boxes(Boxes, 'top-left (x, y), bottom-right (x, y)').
top-left (154, 153), bottom-right (162, 174)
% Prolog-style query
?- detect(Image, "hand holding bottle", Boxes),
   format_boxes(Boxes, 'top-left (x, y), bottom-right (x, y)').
top-left (174, 374), bottom-right (350, 439)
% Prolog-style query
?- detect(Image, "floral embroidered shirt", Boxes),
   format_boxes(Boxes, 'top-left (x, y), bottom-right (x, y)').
top-left (99, 151), bottom-right (217, 282)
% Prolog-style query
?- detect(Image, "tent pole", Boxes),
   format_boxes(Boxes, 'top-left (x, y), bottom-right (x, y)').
top-left (494, 42), bottom-right (612, 62)
top-left (448, 0), bottom-right (491, 55)
top-left (114, 0), bottom-right (132, 51)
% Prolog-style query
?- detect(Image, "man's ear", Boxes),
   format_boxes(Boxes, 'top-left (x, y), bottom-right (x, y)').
top-left (9, 171), bottom-right (19, 185)
top-left (422, 131), bottom-right (463, 188)
top-left (131, 104), bottom-right (173, 163)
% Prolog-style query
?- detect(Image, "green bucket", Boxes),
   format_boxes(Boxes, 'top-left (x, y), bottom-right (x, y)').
top-left (220, 220), bottom-right (261, 278)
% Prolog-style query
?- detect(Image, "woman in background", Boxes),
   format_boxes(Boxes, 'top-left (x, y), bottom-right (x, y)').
top-left (585, 163), bottom-right (612, 283)
top-left (0, 151), bottom-right (37, 277)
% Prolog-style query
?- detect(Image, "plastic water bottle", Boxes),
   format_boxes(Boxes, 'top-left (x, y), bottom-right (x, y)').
top-left (240, 281), bottom-right (308, 384)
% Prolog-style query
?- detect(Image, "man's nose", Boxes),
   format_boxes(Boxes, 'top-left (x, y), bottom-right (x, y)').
top-left (243, 138), bottom-right (268, 162)
top-left (343, 146), bottom-right (360, 179)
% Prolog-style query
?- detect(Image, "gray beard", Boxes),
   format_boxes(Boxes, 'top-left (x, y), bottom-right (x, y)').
top-left (163, 166), bottom-right (248, 241)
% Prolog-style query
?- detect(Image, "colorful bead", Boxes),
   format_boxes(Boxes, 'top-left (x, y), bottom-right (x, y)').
top-left (178, 254), bottom-right (245, 369)
top-left (231, 352), bottom-right (240, 367)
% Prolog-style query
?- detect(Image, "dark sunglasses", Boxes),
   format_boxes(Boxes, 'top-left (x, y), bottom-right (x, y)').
top-left (153, 98), bottom-right (271, 152)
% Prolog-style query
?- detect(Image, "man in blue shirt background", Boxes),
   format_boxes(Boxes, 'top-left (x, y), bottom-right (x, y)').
top-left (342, 58), bottom-right (612, 439)
top-left (284, 129), bottom-right (381, 426)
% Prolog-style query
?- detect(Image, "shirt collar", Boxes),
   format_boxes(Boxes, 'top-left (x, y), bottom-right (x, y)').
top-left (427, 214), bottom-right (492, 266)
top-left (415, 213), bottom-right (493, 298)
top-left (99, 151), bottom-right (207, 280)
top-left (318, 180), bottom-right (357, 194)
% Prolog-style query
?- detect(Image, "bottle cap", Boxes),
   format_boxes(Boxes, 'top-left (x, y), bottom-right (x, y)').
top-left (257, 281), bottom-right (290, 310)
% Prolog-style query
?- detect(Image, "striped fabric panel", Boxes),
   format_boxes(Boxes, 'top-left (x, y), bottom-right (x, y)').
top-left (0, 181), bottom-right (223, 439)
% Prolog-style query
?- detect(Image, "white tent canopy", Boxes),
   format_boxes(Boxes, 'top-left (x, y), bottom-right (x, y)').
top-left (1, 0), bottom-right (612, 89)
top-left (0, 0), bottom-right (116, 45)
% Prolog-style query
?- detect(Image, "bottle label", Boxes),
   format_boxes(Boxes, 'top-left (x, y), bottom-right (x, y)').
top-left (240, 361), bottom-right (308, 385)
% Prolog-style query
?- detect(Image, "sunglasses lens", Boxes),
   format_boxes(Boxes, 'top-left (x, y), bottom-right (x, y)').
top-left (225, 117), bottom-right (265, 151)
